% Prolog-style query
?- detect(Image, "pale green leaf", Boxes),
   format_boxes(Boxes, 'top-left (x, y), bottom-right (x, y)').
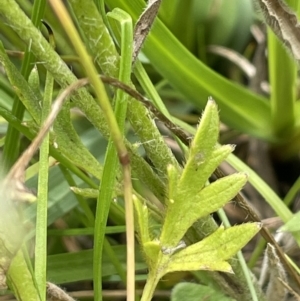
top-left (166, 164), bottom-right (180, 206)
top-left (70, 187), bottom-right (98, 198)
top-left (69, 0), bottom-right (120, 78)
top-left (188, 99), bottom-right (219, 159)
top-left (177, 102), bottom-right (233, 199)
top-left (8, 251), bottom-right (39, 301)
top-left (133, 195), bottom-right (151, 245)
top-left (177, 145), bottom-right (234, 200)
top-left (28, 66), bottom-right (41, 98)
top-left (143, 241), bottom-right (160, 266)
top-left (161, 172), bottom-right (247, 247)
top-left (0, 41), bottom-right (41, 123)
top-left (53, 99), bottom-right (103, 179)
top-left (0, 41), bottom-right (103, 180)
top-left (279, 211), bottom-right (300, 233)
top-left (164, 223), bottom-right (261, 274)
top-left (165, 257), bottom-right (232, 275)
top-left (0, 179), bottom-right (29, 289)
top-left (171, 282), bottom-right (235, 301)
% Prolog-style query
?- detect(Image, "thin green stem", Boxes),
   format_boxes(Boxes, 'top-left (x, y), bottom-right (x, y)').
top-left (35, 62), bottom-right (53, 301)
top-left (284, 176), bottom-right (300, 206)
top-left (92, 8), bottom-right (133, 301)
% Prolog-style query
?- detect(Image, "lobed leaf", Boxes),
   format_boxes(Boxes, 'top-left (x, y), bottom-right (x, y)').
top-left (177, 145), bottom-right (234, 200)
top-left (164, 223), bottom-right (261, 275)
top-left (177, 100), bottom-right (223, 196)
top-left (161, 172), bottom-right (247, 247)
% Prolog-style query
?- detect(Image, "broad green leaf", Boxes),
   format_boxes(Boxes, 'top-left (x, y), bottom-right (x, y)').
top-left (164, 223), bottom-right (261, 275)
top-left (268, 29), bottom-right (296, 137)
top-left (171, 282), bottom-right (235, 301)
top-left (106, 0), bottom-right (273, 141)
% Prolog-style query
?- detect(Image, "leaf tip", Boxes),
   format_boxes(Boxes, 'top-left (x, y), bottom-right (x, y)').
top-left (207, 96), bottom-right (216, 104)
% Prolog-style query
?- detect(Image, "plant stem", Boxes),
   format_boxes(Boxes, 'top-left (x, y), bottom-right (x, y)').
top-left (140, 271), bottom-right (160, 301)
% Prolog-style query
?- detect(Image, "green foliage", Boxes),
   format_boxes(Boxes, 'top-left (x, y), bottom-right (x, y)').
top-left (171, 282), bottom-right (235, 301)
top-left (0, 1), bottom-right (299, 301)
top-left (133, 101), bottom-right (261, 300)
top-left (280, 211), bottom-right (300, 232)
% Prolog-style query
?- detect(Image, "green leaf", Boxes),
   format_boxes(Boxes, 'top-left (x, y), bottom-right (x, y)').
top-left (28, 66), bottom-right (41, 98)
top-left (70, 187), bottom-right (98, 198)
top-left (177, 145), bottom-right (234, 200)
top-left (178, 100), bottom-right (223, 194)
top-left (160, 101), bottom-right (243, 247)
top-left (166, 164), bottom-right (179, 206)
top-left (268, 29), bottom-right (296, 137)
top-left (133, 195), bottom-right (151, 245)
top-left (53, 98), bottom-right (103, 179)
top-left (106, 0), bottom-right (273, 141)
top-left (0, 180), bottom-right (28, 289)
top-left (47, 246), bottom-right (146, 284)
top-left (164, 223), bottom-right (261, 275)
top-left (0, 40), bottom-right (103, 179)
top-left (69, 0), bottom-right (120, 78)
top-left (8, 251), bottom-right (39, 301)
top-left (161, 172), bottom-right (247, 247)
top-left (0, 41), bottom-right (41, 123)
top-left (0, 0), bottom-right (166, 200)
top-left (171, 282), bottom-right (235, 301)
top-left (279, 211), bottom-right (300, 233)
top-left (143, 241), bottom-right (161, 266)
top-left (188, 99), bottom-right (219, 159)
